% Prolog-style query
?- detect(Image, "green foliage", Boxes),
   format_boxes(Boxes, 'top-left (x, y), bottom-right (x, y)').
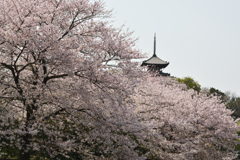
top-left (209, 87), bottom-right (229, 103)
top-left (177, 77), bottom-right (201, 92)
top-left (209, 87), bottom-right (225, 96)
top-left (227, 97), bottom-right (240, 119)
top-left (0, 146), bottom-right (18, 159)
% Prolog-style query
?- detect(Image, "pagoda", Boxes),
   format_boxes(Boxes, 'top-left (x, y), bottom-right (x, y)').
top-left (141, 34), bottom-right (170, 76)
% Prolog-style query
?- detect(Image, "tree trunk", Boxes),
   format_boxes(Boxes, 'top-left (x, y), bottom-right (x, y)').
top-left (18, 105), bottom-right (33, 160)
top-left (18, 133), bottom-right (31, 160)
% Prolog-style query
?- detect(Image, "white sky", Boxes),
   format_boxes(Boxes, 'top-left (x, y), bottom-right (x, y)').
top-left (104, 0), bottom-right (240, 96)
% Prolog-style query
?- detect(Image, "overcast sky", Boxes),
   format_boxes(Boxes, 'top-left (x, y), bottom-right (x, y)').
top-left (104, 0), bottom-right (240, 96)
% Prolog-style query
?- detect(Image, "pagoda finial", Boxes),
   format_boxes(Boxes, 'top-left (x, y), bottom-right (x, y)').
top-left (153, 33), bottom-right (157, 57)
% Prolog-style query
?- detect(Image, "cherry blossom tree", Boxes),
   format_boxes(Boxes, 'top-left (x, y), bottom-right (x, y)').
top-left (0, 0), bottom-right (145, 159)
top-left (0, 0), bottom-right (239, 160)
top-left (133, 76), bottom-right (240, 160)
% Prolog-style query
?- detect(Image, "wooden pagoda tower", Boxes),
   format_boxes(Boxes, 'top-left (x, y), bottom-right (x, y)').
top-left (141, 34), bottom-right (170, 76)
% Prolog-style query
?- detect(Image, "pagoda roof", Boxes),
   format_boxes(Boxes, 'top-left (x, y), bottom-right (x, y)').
top-left (141, 33), bottom-right (169, 68)
top-left (142, 56), bottom-right (169, 65)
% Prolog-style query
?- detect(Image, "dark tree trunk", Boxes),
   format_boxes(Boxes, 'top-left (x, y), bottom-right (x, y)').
top-left (18, 133), bottom-right (31, 160)
top-left (18, 104), bottom-right (33, 160)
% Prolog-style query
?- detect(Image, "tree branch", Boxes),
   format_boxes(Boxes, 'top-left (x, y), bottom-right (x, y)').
top-left (42, 108), bottom-right (66, 121)
top-left (43, 74), bottom-right (68, 84)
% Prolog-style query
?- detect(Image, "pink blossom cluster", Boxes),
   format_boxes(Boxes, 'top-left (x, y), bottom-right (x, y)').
top-left (133, 76), bottom-right (240, 159)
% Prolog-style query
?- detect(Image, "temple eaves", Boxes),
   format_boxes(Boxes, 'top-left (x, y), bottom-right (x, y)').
top-left (141, 33), bottom-right (169, 69)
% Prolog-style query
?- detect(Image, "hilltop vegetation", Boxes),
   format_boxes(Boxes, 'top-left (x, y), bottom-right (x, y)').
top-left (177, 76), bottom-right (240, 120)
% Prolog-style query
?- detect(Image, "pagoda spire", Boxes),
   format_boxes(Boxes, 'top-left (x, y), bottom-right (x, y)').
top-left (153, 33), bottom-right (157, 57)
top-left (141, 33), bottom-right (170, 76)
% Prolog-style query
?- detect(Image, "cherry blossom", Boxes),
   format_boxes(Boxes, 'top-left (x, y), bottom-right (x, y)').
top-left (0, 0), bottom-right (239, 159)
